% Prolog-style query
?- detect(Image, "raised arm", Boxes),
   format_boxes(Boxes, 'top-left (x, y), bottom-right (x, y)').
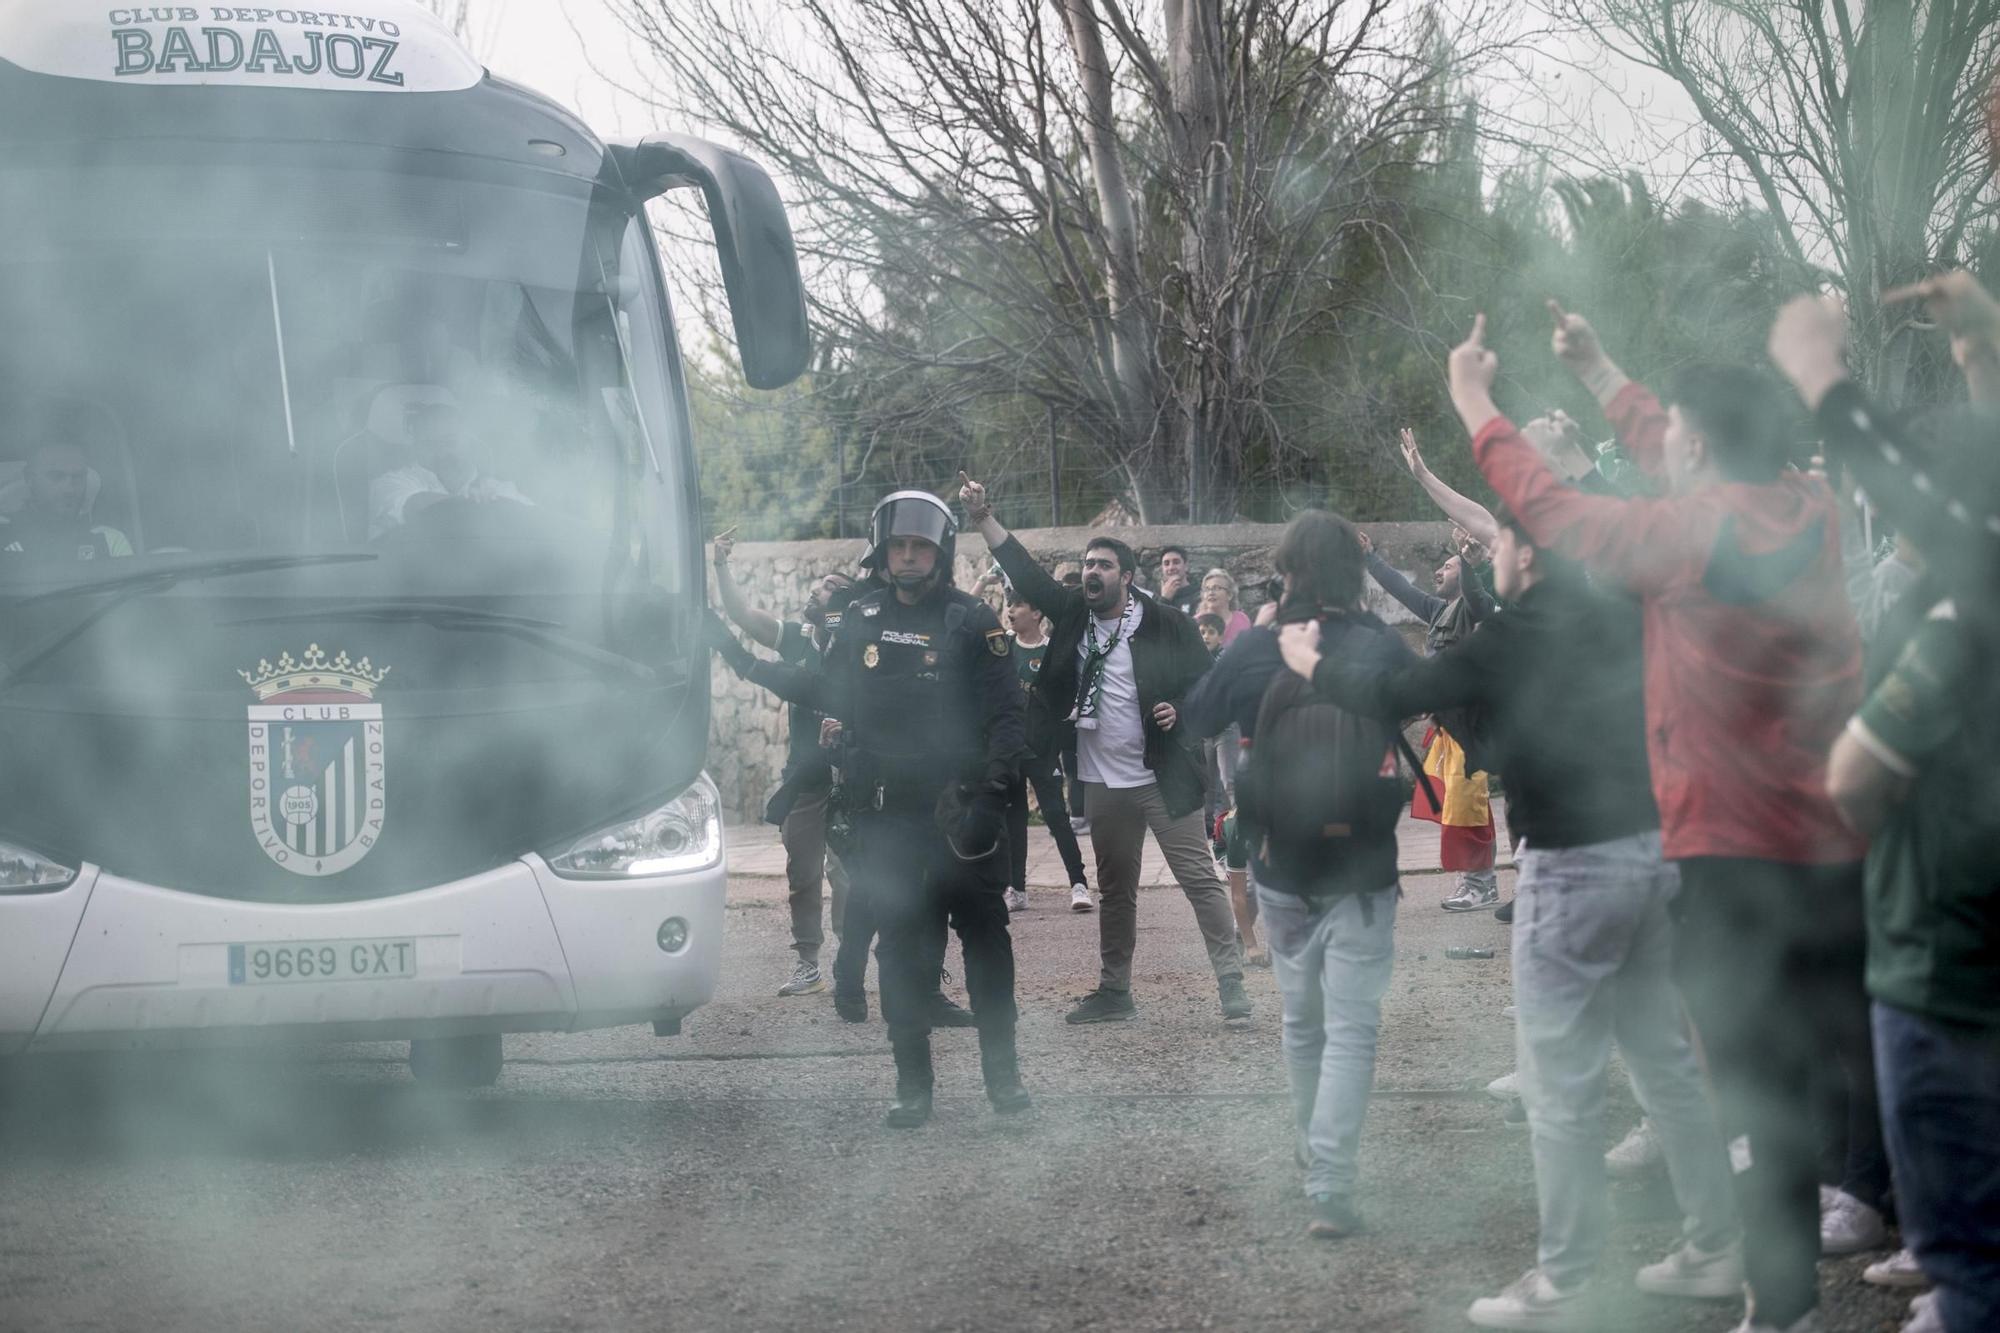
top-left (1547, 301), bottom-right (1669, 479)
top-left (1449, 314), bottom-right (1713, 596)
top-left (1400, 427), bottom-right (1498, 548)
top-left (958, 471), bottom-right (1081, 621)
top-left (1770, 293), bottom-right (2000, 604)
top-left (1364, 548), bottom-right (1445, 623)
top-left (711, 533), bottom-right (783, 650)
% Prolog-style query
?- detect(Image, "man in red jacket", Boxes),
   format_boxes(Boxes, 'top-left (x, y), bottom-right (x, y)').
top-left (1444, 308), bottom-right (1868, 1333)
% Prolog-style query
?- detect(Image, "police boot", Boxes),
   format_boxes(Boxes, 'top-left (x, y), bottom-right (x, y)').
top-left (979, 1034), bottom-right (1031, 1116)
top-left (884, 1040), bottom-right (934, 1129)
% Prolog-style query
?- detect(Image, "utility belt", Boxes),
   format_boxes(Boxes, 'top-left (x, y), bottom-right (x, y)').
top-left (827, 753), bottom-right (982, 854)
top-left (837, 774), bottom-right (969, 816)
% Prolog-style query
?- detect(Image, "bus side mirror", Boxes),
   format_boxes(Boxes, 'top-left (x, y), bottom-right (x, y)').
top-left (608, 134), bottom-right (811, 391)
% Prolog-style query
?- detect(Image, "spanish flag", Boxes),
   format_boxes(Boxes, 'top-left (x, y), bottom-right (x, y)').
top-left (1411, 724), bottom-right (1496, 872)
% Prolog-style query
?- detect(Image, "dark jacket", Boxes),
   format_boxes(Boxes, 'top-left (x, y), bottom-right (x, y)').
top-left (1312, 573), bottom-right (1658, 851)
top-left (1185, 610), bottom-right (1414, 895)
top-left (991, 535), bottom-right (1213, 819)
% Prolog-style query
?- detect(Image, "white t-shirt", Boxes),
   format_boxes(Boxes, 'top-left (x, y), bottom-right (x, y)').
top-left (369, 465), bottom-right (530, 539)
top-left (1075, 610), bottom-right (1152, 788)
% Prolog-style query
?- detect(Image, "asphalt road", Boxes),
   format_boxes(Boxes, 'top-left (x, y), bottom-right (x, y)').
top-left (0, 867), bottom-right (1916, 1333)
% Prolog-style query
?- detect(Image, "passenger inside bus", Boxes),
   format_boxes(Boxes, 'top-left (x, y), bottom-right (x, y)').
top-left (0, 415), bottom-right (134, 564)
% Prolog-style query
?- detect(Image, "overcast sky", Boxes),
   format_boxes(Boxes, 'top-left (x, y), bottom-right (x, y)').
top-left (476, 0), bottom-right (1701, 186)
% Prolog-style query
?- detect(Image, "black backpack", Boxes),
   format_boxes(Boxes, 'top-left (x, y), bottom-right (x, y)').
top-left (1235, 613), bottom-right (1436, 889)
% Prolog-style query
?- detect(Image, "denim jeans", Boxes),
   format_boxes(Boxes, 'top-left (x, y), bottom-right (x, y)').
top-left (1257, 878), bottom-right (1397, 1200)
top-left (1873, 1002), bottom-right (2000, 1333)
top-left (1512, 832), bottom-right (1738, 1288)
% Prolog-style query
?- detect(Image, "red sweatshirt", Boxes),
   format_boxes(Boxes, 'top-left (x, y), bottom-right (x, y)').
top-left (1472, 383), bottom-right (1865, 865)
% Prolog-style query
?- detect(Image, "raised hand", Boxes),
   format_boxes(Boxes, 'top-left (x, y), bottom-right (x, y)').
top-left (956, 470), bottom-right (991, 521)
top-left (1447, 313), bottom-right (1500, 402)
top-left (1767, 294), bottom-right (1851, 411)
top-left (1279, 619), bottom-right (1322, 681)
top-left (1883, 271), bottom-right (2000, 398)
top-left (712, 526), bottom-right (737, 566)
top-left (1883, 270), bottom-right (2000, 347)
top-left (1398, 426), bottom-right (1429, 477)
top-left (1356, 530), bottom-right (1373, 556)
top-left (1547, 300), bottom-right (1605, 376)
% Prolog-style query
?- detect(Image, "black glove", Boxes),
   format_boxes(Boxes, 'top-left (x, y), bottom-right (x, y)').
top-left (948, 784), bottom-right (1008, 861)
top-left (705, 609), bottom-right (755, 678)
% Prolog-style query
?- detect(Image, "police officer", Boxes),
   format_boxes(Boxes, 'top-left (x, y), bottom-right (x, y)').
top-left (738, 491), bottom-right (1030, 1127)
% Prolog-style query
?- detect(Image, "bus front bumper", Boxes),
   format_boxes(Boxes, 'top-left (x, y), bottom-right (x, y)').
top-left (3, 854), bottom-right (726, 1054)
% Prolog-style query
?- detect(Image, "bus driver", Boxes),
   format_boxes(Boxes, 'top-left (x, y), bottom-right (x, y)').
top-left (368, 400), bottom-right (530, 539)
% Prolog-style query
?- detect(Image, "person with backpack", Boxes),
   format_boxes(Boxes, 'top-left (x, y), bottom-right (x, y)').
top-left (1291, 505), bottom-right (1743, 1328)
top-left (1183, 510), bottom-right (1414, 1239)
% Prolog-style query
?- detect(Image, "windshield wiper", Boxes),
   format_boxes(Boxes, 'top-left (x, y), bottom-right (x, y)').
top-left (0, 553), bottom-right (380, 693)
top-left (222, 601), bottom-right (665, 688)
top-left (9, 552), bottom-right (378, 606)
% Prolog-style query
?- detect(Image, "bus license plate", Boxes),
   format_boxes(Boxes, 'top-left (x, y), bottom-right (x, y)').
top-left (228, 939), bottom-right (417, 986)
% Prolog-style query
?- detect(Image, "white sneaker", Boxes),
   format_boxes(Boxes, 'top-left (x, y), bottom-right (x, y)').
top-left (1466, 1269), bottom-right (1588, 1330)
top-left (1864, 1247), bottom-right (1929, 1289)
top-left (1485, 1071), bottom-right (1521, 1101)
top-left (1003, 888), bottom-right (1029, 913)
top-left (1902, 1292), bottom-right (1942, 1333)
top-left (1069, 883), bottom-right (1094, 912)
top-left (1635, 1236), bottom-right (1744, 1299)
top-left (1821, 1189), bottom-right (1890, 1255)
top-left (1605, 1118), bottom-right (1665, 1178)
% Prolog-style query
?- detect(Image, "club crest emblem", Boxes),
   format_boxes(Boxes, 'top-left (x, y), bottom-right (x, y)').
top-left (240, 645), bottom-right (390, 876)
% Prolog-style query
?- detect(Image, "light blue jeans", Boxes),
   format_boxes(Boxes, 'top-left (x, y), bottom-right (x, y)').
top-left (1513, 831), bottom-right (1739, 1288)
top-left (1257, 878), bottom-right (1398, 1200)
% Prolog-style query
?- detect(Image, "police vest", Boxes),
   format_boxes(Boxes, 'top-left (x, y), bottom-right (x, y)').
top-left (841, 591), bottom-right (996, 781)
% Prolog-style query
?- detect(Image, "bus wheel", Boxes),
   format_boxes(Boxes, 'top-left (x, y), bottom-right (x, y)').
top-left (408, 1035), bottom-right (503, 1090)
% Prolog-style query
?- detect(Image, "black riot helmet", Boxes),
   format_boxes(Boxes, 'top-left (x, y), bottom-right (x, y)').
top-left (866, 490), bottom-right (957, 589)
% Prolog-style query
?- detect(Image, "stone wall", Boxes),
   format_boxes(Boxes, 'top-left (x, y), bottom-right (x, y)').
top-left (707, 520), bottom-right (1459, 822)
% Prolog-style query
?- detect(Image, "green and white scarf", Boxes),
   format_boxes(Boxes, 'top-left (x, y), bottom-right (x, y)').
top-left (1072, 596), bottom-right (1141, 731)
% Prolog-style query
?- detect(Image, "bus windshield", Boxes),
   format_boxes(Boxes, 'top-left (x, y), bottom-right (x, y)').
top-left (0, 151), bottom-right (688, 607)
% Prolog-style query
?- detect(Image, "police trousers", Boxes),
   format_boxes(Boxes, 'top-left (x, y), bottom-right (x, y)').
top-left (848, 810), bottom-right (1018, 1087)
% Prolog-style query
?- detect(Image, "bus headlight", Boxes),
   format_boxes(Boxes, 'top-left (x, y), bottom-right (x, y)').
top-left (544, 774), bottom-right (724, 879)
top-left (0, 839), bottom-right (78, 893)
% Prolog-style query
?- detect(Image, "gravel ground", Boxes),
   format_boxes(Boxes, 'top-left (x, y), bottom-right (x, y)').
top-left (0, 868), bottom-right (1915, 1333)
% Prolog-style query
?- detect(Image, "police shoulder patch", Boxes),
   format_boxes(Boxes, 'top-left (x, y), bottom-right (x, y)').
top-left (986, 629), bottom-right (1009, 657)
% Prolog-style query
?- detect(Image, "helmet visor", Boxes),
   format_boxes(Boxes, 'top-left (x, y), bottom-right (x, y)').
top-left (872, 495), bottom-right (952, 553)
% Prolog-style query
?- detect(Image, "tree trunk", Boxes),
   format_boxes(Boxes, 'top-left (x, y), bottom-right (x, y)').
top-left (1055, 0), bottom-right (1159, 469)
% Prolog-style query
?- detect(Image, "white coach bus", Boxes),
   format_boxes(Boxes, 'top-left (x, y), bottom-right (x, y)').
top-left (0, 2), bottom-right (808, 1085)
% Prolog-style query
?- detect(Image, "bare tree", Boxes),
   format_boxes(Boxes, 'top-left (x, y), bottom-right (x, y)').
top-left (611, 0), bottom-right (1504, 519)
top-left (416, 0), bottom-right (475, 39)
top-left (1552, 0), bottom-right (2000, 400)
